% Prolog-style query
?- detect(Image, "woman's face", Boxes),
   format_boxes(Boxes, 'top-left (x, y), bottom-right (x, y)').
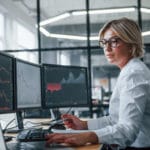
top-left (102, 28), bottom-right (132, 69)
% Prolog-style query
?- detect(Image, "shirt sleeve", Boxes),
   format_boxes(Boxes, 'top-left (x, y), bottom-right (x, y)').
top-left (88, 115), bottom-right (115, 130)
top-left (87, 72), bottom-right (148, 147)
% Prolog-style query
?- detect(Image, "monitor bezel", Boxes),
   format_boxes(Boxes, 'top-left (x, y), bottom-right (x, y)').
top-left (15, 58), bottom-right (42, 110)
top-left (0, 52), bottom-right (16, 114)
top-left (41, 64), bottom-right (89, 108)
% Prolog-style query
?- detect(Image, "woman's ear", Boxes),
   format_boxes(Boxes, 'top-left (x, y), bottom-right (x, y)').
top-left (130, 45), bottom-right (136, 57)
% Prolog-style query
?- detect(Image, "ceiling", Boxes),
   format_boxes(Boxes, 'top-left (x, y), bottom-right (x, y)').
top-left (8, 0), bottom-right (150, 25)
top-left (1, 0), bottom-right (150, 46)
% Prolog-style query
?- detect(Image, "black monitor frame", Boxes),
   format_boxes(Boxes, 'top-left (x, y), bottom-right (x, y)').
top-left (15, 59), bottom-right (42, 110)
top-left (42, 64), bottom-right (89, 108)
top-left (0, 52), bottom-right (16, 114)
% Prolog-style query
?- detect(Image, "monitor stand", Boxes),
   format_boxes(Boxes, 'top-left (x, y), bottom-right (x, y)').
top-left (50, 108), bottom-right (61, 121)
top-left (6, 111), bottom-right (24, 133)
top-left (41, 108), bottom-right (61, 126)
top-left (49, 108), bottom-right (66, 130)
top-left (16, 111), bottom-right (24, 130)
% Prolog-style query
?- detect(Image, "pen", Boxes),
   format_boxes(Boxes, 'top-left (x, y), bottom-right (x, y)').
top-left (51, 118), bottom-right (69, 124)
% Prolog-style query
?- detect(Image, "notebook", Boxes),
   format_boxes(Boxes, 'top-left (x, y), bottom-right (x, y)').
top-left (51, 128), bottom-right (95, 133)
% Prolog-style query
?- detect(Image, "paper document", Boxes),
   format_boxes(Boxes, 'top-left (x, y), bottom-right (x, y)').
top-left (51, 128), bottom-right (94, 133)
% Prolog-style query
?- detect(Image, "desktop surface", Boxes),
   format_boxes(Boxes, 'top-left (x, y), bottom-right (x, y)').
top-left (7, 141), bottom-right (101, 150)
top-left (7, 141), bottom-right (75, 150)
top-left (5, 118), bottom-right (102, 150)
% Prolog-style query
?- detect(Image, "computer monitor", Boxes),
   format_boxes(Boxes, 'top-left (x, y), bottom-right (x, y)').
top-left (42, 64), bottom-right (89, 108)
top-left (0, 52), bottom-right (15, 113)
top-left (15, 59), bottom-right (42, 110)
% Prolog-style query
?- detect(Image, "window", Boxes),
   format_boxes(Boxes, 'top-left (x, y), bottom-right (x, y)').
top-left (16, 23), bottom-right (35, 49)
top-left (12, 22), bottom-right (38, 63)
top-left (0, 13), bottom-right (4, 50)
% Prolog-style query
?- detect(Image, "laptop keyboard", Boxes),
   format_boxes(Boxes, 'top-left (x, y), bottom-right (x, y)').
top-left (17, 128), bottom-right (50, 142)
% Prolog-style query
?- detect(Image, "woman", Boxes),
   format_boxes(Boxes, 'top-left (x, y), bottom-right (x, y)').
top-left (46, 18), bottom-right (150, 150)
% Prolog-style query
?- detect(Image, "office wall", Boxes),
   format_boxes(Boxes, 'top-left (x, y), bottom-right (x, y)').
top-left (0, 0), bottom-right (150, 100)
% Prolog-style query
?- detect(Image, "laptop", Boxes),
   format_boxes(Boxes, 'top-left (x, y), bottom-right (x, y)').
top-left (0, 123), bottom-right (7, 150)
top-left (0, 123), bottom-right (42, 150)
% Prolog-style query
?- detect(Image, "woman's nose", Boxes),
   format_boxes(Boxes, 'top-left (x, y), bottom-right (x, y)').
top-left (104, 43), bottom-right (112, 52)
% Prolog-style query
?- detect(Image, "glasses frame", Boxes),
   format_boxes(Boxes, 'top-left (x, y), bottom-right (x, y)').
top-left (99, 36), bottom-right (122, 48)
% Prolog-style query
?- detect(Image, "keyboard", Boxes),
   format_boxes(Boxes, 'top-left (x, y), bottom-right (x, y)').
top-left (17, 128), bottom-right (51, 142)
top-left (4, 135), bottom-right (13, 142)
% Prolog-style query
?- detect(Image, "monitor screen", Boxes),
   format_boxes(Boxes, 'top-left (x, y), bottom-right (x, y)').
top-left (16, 59), bottom-right (42, 109)
top-left (0, 52), bottom-right (15, 113)
top-left (42, 64), bottom-right (89, 108)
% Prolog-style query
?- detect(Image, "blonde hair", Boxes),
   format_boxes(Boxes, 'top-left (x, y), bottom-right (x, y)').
top-left (99, 17), bottom-right (144, 58)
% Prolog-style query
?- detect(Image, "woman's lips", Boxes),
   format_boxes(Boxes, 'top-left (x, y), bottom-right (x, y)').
top-left (106, 54), bottom-right (113, 58)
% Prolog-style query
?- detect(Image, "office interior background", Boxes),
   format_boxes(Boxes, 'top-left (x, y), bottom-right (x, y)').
top-left (0, 0), bottom-right (150, 120)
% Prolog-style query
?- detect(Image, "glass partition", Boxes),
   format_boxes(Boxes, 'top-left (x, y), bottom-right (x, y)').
top-left (40, 0), bottom-right (87, 48)
top-left (41, 49), bottom-right (88, 67)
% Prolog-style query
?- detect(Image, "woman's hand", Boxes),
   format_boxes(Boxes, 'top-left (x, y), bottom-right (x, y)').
top-left (62, 114), bottom-right (88, 130)
top-left (45, 132), bottom-right (98, 146)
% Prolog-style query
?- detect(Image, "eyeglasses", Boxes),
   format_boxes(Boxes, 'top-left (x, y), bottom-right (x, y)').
top-left (99, 37), bottom-right (122, 48)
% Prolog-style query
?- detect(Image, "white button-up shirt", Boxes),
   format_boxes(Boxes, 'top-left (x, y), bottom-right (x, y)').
top-left (88, 58), bottom-right (150, 148)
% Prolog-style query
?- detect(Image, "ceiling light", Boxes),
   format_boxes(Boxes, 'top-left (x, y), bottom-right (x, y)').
top-left (40, 27), bottom-right (86, 40)
top-left (141, 8), bottom-right (150, 13)
top-left (89, 7), bottom-right (136, 14)
top-left (39, 7), bottom-right (150, 27)
top-left (40, 12), bottom-right (71, 26)
top-left (71, 10), bottom-right (87, 16)
top-left (40, 7), bottom-right (137, 26)
top-left (72, 7), bottom-right (136, 16)
top-left (90, 36), bottom-right (99, 41)
top-left (40, 27), bottom-right (150, 40)
top-left (40, 27), bottom-right (96, 40)
top-left (49, 33), bottom-right (87, 40)
top-left (39, 27), bottom-right (50, 36)
top-left (142, 31), bottom-right (150, 36)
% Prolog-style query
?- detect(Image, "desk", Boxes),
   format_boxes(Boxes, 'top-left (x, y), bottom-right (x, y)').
top-left (6, 139), bottom-right (102, 150)
top-left (5, 118), bottom-right (102, 150)
top-left (74, 144), bottom-right (102, 150)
